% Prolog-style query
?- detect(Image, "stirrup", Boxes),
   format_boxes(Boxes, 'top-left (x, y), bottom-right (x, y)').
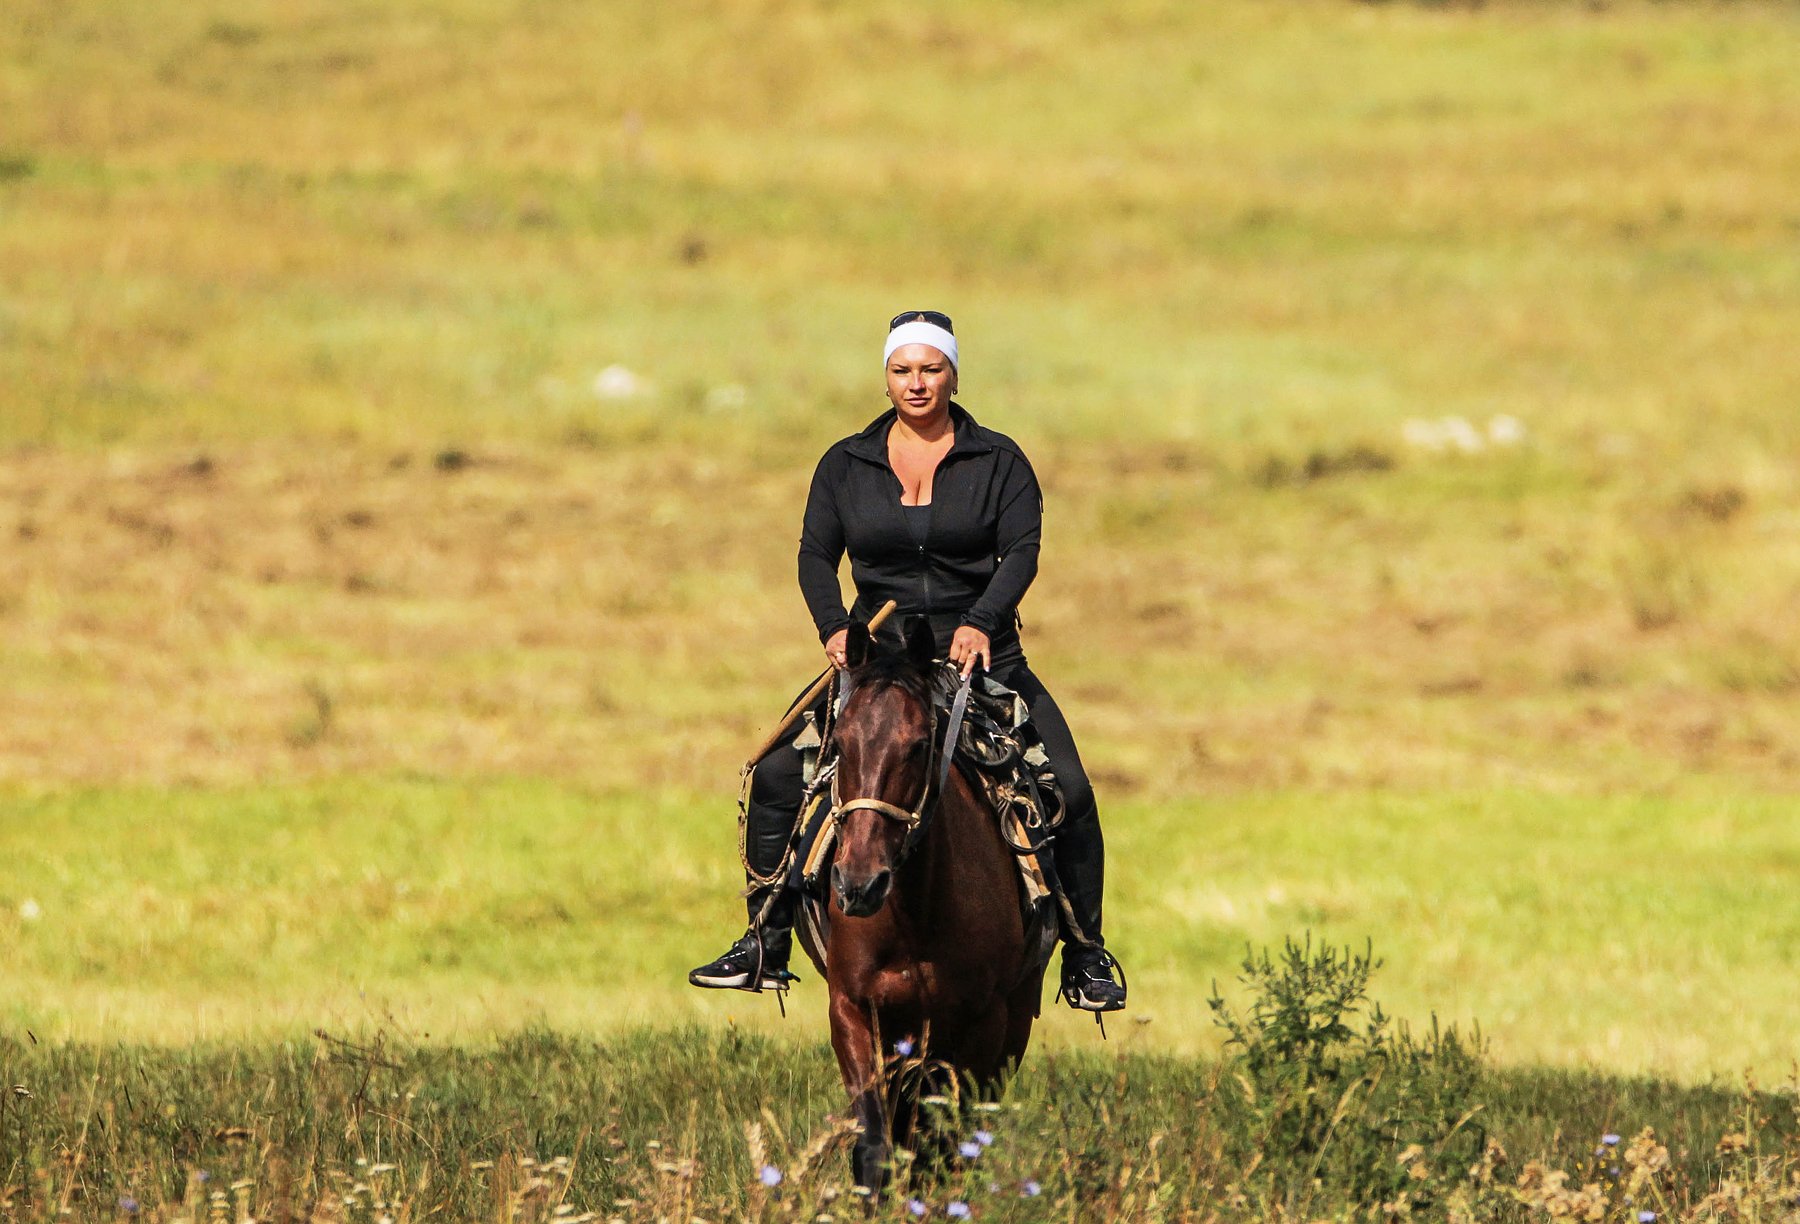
top-left (1060, 945), bottom-right (1127, 1016)
top-left (688, 932), bottom-right (798, 994)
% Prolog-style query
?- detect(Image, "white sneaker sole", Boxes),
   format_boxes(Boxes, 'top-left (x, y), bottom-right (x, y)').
top-left (689, 970), bottom-right (788, 991)
top-left (1065, 986), bottom-right (1126, 1012)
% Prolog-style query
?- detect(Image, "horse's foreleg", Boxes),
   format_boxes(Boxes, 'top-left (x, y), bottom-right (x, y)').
top-left (828, 992), bottom-right (891, 1192)
top-left (996, 972), bottom-right (1046, 1088)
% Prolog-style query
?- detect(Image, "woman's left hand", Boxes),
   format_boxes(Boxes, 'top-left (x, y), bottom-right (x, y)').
top-left (949, 626), bottom-right (991, 678)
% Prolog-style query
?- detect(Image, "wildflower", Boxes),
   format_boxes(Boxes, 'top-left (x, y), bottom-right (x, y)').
top-left (1638, 1213), bottom-right (1657, 1223)
top-left (973, 1130), bottom-right (993, 1147)
top-left (758, 1165), bottom-right (783, 1188)
top-left (1443, 416), bottom-right (1485, 453)
top-left (1602, 1134), bottom-right (1621, 1146)
top-left (946, 1204), bottom-right (970, 1219)
top-left (118, 1196), bottom-right (139, 1214)
top-left (895, 1039), bottom-right (915, 1057)
top-left (593, 365), bottom-right (647, 401)
top-left (1489, 415), bottom-right (1526, 446)
top-left (1020, 1180), bottom-right (1041, 1197)
top-left (907, 1199), bottom-right (928, 1217)
top-left (958, 1141), bottom-right (982, 1160)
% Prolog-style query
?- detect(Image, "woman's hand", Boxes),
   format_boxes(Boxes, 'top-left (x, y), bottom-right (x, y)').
top-left (824, 628), bottom-right (849, 670)
top-left (949, 626), bottom-right (991, 678)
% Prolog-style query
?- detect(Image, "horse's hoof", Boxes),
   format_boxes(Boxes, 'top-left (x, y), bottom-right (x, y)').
top-left (850, 1140), bottom-right (891, 1194)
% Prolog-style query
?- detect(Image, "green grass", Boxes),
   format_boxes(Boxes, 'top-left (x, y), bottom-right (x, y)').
top-left (6, 780), bottom-right (1799, 1081)
top-left (0, 1027), bottom-right (1793, 1222)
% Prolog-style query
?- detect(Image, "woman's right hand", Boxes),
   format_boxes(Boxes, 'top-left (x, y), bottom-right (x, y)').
top-left (824, 628), bottom-right (849, 670)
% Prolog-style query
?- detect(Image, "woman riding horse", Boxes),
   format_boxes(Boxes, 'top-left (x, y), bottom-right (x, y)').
top-left (689, 310), bottom-right (1126, 1012)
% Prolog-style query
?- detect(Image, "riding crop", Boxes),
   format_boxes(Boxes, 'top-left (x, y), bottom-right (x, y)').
top-left (741, 598), bottom-right (898, 770)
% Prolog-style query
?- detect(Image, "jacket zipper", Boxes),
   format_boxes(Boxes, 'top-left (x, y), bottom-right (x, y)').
top-left (918, 466), bottom-right (939, 613)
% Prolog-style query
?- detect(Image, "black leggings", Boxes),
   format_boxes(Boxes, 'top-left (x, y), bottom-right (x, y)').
top-left (740, 662), bottom-right (1106, 954)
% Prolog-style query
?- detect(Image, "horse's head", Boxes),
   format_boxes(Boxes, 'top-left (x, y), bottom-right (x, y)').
top-left (828, 616), bottom-right (940, 918)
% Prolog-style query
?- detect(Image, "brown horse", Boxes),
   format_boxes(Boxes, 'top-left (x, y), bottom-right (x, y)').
top-left (797, 617), bottom-right (1052, 1190)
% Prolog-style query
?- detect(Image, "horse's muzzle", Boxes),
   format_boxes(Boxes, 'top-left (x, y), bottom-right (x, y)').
top-left (831, 864), bottom-right (893, 917)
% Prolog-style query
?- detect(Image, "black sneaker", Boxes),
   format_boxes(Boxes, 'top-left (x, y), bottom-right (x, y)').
top-left (687, 931), bottom-right (797, 992)
top-left (1060, 945), bottom-right (1126, 1012)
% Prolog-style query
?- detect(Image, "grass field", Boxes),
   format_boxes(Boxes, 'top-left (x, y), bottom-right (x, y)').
top-left (3, 1027), bottom-right (1797, 1222)
top-left (6, 780), bottom-right (1800, 1079)
top-left (5, 0), bottom-right (1800, 1212)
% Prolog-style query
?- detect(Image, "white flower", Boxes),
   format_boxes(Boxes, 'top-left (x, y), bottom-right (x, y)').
top-left (593, 365), bottom-right (647, 400)
top-left (1441, 416), bottom-right (1486, 453)
top-left (18, 899), bottom-right (39, 922)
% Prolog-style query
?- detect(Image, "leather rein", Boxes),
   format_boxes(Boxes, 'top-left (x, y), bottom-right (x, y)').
top-left (826, 670), bottom-right (974, 862)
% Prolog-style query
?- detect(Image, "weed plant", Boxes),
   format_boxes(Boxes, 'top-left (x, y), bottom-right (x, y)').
top-left (1208, 938), bottom-right (1486, 1217)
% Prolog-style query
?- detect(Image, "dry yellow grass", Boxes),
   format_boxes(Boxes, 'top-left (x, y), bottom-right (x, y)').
top-left (2, 437), bottom-right (1797, 794)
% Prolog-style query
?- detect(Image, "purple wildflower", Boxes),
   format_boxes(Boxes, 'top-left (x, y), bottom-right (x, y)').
top-left (958, 1141), bottom-right (982, 1159)
top-left (758, 1164), bottom-right (782, 1187)
top-left (907, 1199), bottom-right (928, 1217)
top-left (946, 1203), bottom-right (971, 1219)
top-left (1020, 1179), bottom-right (1042, 1197)
top-left (973, 1129), bottom-right (994, 1147)
top-left (1637, 1214), bottom-right (1657, 1223)
top-left (118, 1196), bottom-right (139, 1214)
top-left (1602, 1134), bottom-right (1621, 1146)
top-left (895, 1039), bottom-right (915, 1057)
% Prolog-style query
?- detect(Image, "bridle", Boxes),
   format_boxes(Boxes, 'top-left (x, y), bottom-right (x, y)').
top-left (824, 668), bottom-right (973, 864)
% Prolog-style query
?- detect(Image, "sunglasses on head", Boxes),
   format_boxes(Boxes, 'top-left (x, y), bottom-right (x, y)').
top-left (887, 310), bottom-right (954, 334)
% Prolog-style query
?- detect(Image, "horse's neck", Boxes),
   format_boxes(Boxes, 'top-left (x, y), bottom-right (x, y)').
top-left (902, 775), bottom-right (1006, 915)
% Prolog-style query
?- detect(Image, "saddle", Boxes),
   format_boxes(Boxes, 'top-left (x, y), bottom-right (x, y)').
top-left (781, 667), bottom-right (1075, 988)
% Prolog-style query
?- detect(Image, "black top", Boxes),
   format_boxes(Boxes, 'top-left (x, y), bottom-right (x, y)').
top-left (900, 503), bottom-right (931, 545)
top-left (798, 402), bottom-right (1042, 669)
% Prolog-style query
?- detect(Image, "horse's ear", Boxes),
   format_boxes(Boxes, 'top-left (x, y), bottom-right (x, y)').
top-left (903, 616), bottom-right (936, 668)
top-left (844, 621), bottom-right (870, 668)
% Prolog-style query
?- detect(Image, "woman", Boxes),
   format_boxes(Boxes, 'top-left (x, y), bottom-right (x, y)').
top-left (688, 310), bottom-right (1126, 1012)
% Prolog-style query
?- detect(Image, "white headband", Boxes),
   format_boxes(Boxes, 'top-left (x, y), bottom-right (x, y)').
top-left (883, 320), bottom-right (958, 370)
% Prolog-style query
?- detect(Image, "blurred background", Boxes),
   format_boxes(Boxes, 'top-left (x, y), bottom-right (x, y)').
top-left (2, 0), bottom-right (1798, 1077)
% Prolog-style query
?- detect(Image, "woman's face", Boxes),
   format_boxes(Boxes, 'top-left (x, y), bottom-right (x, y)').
top-left (886, 344), bottom-right (957, 423)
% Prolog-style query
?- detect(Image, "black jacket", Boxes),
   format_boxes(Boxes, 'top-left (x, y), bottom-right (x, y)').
top-left (798, 403), bottom-right (1042, 668)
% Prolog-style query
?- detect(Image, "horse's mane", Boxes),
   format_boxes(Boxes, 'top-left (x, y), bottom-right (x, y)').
top-left (845, 648), bottom-right (934, 710)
